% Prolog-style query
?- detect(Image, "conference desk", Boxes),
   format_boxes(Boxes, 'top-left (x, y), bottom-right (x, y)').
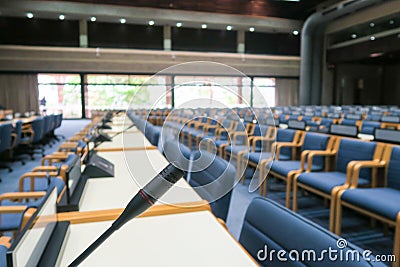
top-left (95, 132), bottom-right (154, 151)
top-left (80, 149), bottom-right (202, 212)
top-left (57, 211), bottom-right (258, 267)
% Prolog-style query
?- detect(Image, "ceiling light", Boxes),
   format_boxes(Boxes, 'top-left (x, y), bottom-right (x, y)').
top-left (370, 52), bottom-right (383, 58)
top-left (292, 30), bottom-right (299, 35)
top-left (389, 20), bottom-right (394, 25)
top-left (148, 20), bottom-right (155, 26)
top-left (249, 27), bottom-right (255, 32)
top-left (90, 16), bottom-right (96, 22)
top-left (201, 24), bottom-right (207, 29)
top-left (26, 12), bottom-right (33, 19)
top-left (351, 33), bottom-right (357, 39)
top-left (226, 25), bottom-right (232, 31)
top-left (120, 18), bottom-right (126, 24)
top-left (176, 22), bottom-right (182, 27)
top-left (369, 22), bottom-right (375, 27)
top-left (370, 36), bottom-right (376, 41)
top-left (59, 14), bottom-right (65, 20)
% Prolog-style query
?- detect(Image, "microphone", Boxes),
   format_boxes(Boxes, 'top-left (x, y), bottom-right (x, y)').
top-left (68, 163), bottom-right (184, 266)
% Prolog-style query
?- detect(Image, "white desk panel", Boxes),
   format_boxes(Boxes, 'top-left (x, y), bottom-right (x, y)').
top-left (58, 211), bottom-right (257, 267)
top-left (80, 150), bottom-right (201, 211)
top-left (96, 132), bottom-right (151, 149)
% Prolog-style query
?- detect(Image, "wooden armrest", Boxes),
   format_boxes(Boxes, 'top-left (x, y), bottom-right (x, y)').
top-left (349, 160), bottom-right (387, 188)
top-left (59, 143), bottom-right (78, 149)
top-left (0, 236), bottom-right (11, 248)
top-left (19, 172), bottom-right (60, 192)
top-left (0, 206), bottom-right (28, 213)
top-left (299, 150), bottom-right (312, 172)
top-left (306, 150), bottom-right (337, 172)
top-left (33, 166), bottom-right (59, 172)
top-left (273, 142), bottom-right (301, 160)
top-left (41, 154), bottom-right (68, 165)
top-left (232, 132), bottom-right (248, 145)
top-left (0, 191), bottom-right (46, 202)
top-left (251, 136), bottom-right (274, 152)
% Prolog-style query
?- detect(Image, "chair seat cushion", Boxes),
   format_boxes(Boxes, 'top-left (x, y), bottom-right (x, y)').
top-left (297, 172), bottom-right (369, 194)
top-left (244, 152), bottom-right (291, 164)
top-left (341, 188), bottom-right (400, 221)
top-left (271, 160), bottom-right (323, 177)
top-left (214, 139), bottom-right (228, 147)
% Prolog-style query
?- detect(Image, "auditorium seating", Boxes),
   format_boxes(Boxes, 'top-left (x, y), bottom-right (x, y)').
top-left (268, 132), bottom-right (332, 208)
top-left (293, 138), bottom-right (385, 231)
top-left (334, 144), bottom-right (400, 264)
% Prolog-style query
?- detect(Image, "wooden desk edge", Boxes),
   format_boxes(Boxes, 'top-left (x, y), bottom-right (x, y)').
top-left (94, 146), bottom-right (157, 152)
top-left (57, 200), bottom-right (210, 224)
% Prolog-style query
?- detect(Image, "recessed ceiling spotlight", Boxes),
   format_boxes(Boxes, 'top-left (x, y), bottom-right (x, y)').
top-left (120, 18), bottom-right (126, 24)
top-left (370, 36), bottom-right (376, 41)
top-left (292, 30), bottom-right (299, 35)
top-left (59, 14), bottom-right (65, 20)
top-left (201, 24), bottom-right (207, 29)
top-left (90, 16), bottom-right (96, 22)
top-left (351, 33), bottom-right (357, 39)
top-left (389, 20), bottom-right (395, 25)
top-left (26, 12), bottom-right (33, 19)
top-left (370, 52), bottom-right (383, 58)
top-left (369, 22), bottom-right (375, 27)
top-left (249, 27), bottom-right (255, 32)
top-left (176, 22), bottom-right (182, 27)
top-left (226, 25), bottom-right (232, 31)
top-left (148, 20), bottom-right (155, 26)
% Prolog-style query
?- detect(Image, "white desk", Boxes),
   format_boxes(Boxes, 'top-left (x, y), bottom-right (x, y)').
top-left (95, 132), bottom-right (153, 151)
top-left (57, 211), bottom-right (257, 267)
top-left (80, 150), bottom-right (201, 212)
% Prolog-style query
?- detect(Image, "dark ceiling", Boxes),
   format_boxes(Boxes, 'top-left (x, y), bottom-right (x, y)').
top-left (52, 0), bottom-right (336, 20)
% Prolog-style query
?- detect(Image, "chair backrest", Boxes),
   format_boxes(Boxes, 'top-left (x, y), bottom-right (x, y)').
top-left (13, 120), bottom-right (23, 146)
top-left (189, 150), bottom-right (236, 221)
top-left (276, 129), bottom-right (296, 158)
top-left (0, 123), bottom-right (13, 151)
top-left (387, 146), bottom-right (400, 190)
top-left (336, 139), bottom-right (377, 179)
top-left (360, 121), bottom-right (381, 135)
top-left (31, 118), bottom-right (45, 143)
top-left (340, 119), bottom-right (357, 126)
top-left (239, 197), bottom-right (385, 267)
top-left (301, 133), bottom-right (330, 167)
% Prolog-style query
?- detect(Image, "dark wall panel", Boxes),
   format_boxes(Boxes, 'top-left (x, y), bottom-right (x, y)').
top-left (88, 22), bottom-right (163, 50)
top-left (245, 32), bottom-right (300, 56)
top-left (172, 27), bottom-right (236, 53)
top-left (0, 17), bottom-right (79, 47)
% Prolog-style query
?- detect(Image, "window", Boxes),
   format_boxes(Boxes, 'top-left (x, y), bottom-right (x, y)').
top-left (85, 74), bottom-right (170, 118)
top-left (174, 76), bottom-right (251, 108)
top-left (253, 77), bottom-right (276, 107)
top-left (38, 74), bottom-right (82, 118)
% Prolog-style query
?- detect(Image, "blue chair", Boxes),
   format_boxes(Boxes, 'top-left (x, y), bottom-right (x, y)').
top-left (239, 129), bottom-right (299, 195)
top-left (269, 132), bottom-right (332, 208)
top-left (293, 138), bottom-right (385, 229)
top-left (20, 117), bottom-right (45, 159)
top-left (18, 171), bottom-right (66, 203)
top-left (189, 150), bottom-right (236, 221)
top-left (239, 197), bottom-right (386, 267)
top-left (335, 145), bottom-right (400, 262)
top-left (360, 121), bottom-right (381, 135)
top-left (0, 123), bottom-right (13, 172)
